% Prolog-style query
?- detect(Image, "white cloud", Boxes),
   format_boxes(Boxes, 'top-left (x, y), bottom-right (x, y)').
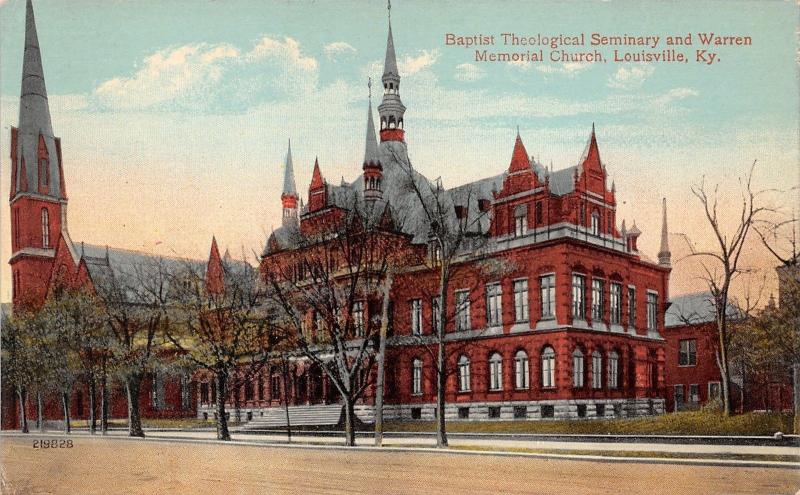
top-left (533, 62), bottom-right (592, 77)
top-left (454, 63), bottom-right (485, 82)
top-left (324, 41), bottom-right (357, 60)
top-left (94, 37), bottom-right (319, 112)
top-left (400, 49), bottom-right (440, 75)
top-left (607, 65), bottom-right (656, 90)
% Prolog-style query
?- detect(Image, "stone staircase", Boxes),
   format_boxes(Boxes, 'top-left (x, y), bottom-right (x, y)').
top-left (239, 404), bottom-right (373, 430)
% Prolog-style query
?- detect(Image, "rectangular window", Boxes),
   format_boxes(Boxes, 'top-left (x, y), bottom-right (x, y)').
top-left (610, 283), bottom-right (622, 325)
top-left (412, 361), bottom-right (422, 395)
top-left (40, 159), bottom-right (49, 186)
top-left (431, 296), bottom-right (441, 334)
top-left (572, 274), bottom-right (586, 319)
top-left (591, 279), bottom-right (604, 321)
top-left (608, 354), bottom-right (619, 389)
top-left (708, 382), bottom-right (721, 401)
top-left (353, 302), bottom-right (365, 337)
top-left (410, 299), bottom-right (422, 335)
top-left (541, 405), bottom-right (555, 418)
top-left (458, 407), bottom-right (470, 419)
top-left (688, 384), bottom-right (700, 403)
top-left (628, 287), bottom-right (636, 329)
top-left (647, 292), bottom-right (658, 332)
top-left (513, 279), bottom-right (529, 322)
top-left (514, 205), bottom-right (528, 237)
top-left (572, 353), bottom-right (584, 388)
top-left (514, 406), bottom-right (527, 419)
top-left (486, 283), bottom-right (502, 327)
top-left (678, 339), bottom-right (697, 366)
top-left (674, 385), bottom-right (685, 410)
top-left (488, 406), bottom-right (501, 419)
top-left (455, 290), bottom-right (471, 331)
top-left (592, 353), bottom-right (602, 389)
top-left (271, 375), bottom-right (281, 400)
top-left (540, 275), bottom-right (555, 319)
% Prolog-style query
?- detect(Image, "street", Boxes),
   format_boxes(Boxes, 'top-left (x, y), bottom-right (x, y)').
top-left (1, 435), bottom-right (797, 494)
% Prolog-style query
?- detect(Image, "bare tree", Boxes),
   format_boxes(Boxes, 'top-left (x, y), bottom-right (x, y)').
top-left (679, 161), bottom-right (772, 415)
top-left (166, 254), bottom-right (272, 441)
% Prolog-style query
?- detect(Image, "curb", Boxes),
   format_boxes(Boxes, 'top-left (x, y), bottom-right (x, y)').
top-left (3, 432), bottom-right (798, 470)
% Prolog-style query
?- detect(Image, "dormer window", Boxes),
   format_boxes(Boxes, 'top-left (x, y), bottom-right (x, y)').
top-left (514, 204), bottom-right (528, 237)
top-left (591, 211), bottom-right (600, 236)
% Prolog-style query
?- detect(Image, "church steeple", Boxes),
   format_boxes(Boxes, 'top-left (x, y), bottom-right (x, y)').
top-left (363, 79), bottom-right (383, 203)
top-left (378, 1), bottom-right (406, 143)
top-left (658, 197), bottom-right (671, 266)
top-left (281, 140), bottom-right (298, 227)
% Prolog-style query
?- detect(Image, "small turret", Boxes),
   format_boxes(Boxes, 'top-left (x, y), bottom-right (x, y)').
top-left (363, 79), bottom-right (383, 204)
top-left (658, 197), bottom-right (671, 266)
top-left (378, 1), bottom-right (406, 142)
top-left (281, 140), bottom-right (298, 227)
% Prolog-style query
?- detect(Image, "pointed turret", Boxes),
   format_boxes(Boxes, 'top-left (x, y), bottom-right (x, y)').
top-left (509, 133), bottom-right (531, 173)
top-left (582, 123), bottom-right (602, 172)
top-left (206, 236), bottom-right (225, 295)
top-left (378, 1), bottom-right (406, 142)
top-left (308, 157), bottom-right (328, 212)
top-left (363, 81), bottom-right (383, 204)
top-left (281, 140), bottom-right (298, 227)
top-left (658, 197), bottom-right (671, 266)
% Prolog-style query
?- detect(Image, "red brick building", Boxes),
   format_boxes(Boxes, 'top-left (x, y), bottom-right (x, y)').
top-left (195, 10), bottom-right (674, 422)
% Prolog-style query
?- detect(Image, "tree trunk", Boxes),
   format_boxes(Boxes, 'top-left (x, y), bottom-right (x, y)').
top-left (281, 357), bottom-right (292, 443)
top-left (374, 273), bottom-right (393, 447)
top-left (793, 363), bottom-right (800, 434)
top-left (37, 391), bottom-right (44, 432)
top-left (343, 397), bottom-right (356, 447)
top-left (17, 387), bottom-right (28, 433)
top-left (435, 269), bottom-right (450, 447)
top-left (88, 377), bottom-right (97, 435)
top-left (101, 372), bottom-right (109, 435)
top-left (61, 391), bottom-right (71, 434)
top-left (125, 374), bottom-right (145, 437)
top-left (215, 371), bottom-right (231, 441)
top-left (717, 315), bottom-right (732, 416)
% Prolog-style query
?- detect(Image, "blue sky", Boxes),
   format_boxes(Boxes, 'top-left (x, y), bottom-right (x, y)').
top-left (0, 0), bottom-right (798, 302)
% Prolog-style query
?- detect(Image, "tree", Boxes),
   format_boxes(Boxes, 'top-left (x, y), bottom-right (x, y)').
top-left (680, 161), bottom-right (772, 415)
top-left (166, 248), bottom-right (271, 441)
top-left (1, 312), bottom-right (35, 433)
top-left (264, 203), bottom-right (407, 446)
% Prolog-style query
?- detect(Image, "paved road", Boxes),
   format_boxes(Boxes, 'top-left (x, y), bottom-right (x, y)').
top-left (2, 436), bottom-right (798, 494)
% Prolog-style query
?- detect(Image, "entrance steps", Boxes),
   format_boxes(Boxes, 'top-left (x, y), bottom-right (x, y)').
top-left (240, 404), bottom-right (373, 429)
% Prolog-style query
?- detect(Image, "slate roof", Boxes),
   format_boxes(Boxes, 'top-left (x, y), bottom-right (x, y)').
top-left (665, 291), bottom-right (744, 328)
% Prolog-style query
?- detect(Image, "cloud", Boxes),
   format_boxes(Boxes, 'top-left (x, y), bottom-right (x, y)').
top-left (533, 62), bottom-right (593, 77)
top-left (400, 49), bottom-right (440, 74)
top-left (454, 63), bottom-right (485, 82)
top-left (94, 37), bottom-right (318, 112)
top-left (607, 65), bottom-right (656, 90)
top-left (324, 41), bottom-right (356, 60)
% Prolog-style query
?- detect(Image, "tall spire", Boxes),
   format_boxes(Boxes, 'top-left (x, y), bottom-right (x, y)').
top-left (658, 197), bottom-right (671, 266)
top-left (281, 139), bottom-right (298, 227)
top-left (363, 80), bottom-right (383, 203)
top-left (378, 0), bottom-right (406, 143)
top-left (364, 79), bottom-right (379, 166)
top-left (13, 0), bottom-right (64, 200)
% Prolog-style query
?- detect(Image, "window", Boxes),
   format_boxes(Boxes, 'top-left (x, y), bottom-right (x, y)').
top-left (200, 382), bottom-right (210, 404)
top-left (39, 158), bottom-right (49, 186)
top-left (678, 339), bottom-right (697, 366)
top-left (489, 353), bottom-right (503, 391)
top-left (535, 201), bottom-right (543, 225)
top-left (458, 355), bottom-right (471, 392)
top-left (514, 204), bottom-right (528, 237)
top-left (315, 312), bottom-right (327, 340)
top-left (591, 279), bottom-right (604, 321)
top-left (431, 296), bottom-right (441, 334)
top-left (708, 382), bottom-right (721, 401)
top-left (41, 208), bottom-right (49, 248)
top-left (458, 407), bottom-right (470, 419)
top-left (541, 405), bottom-right (555, 418)
top-left (244, 380), bottom-right (254, 401)
top-left (430, 242), bottom-right (442, 265)
top-left (646, 292), bottom-right (658, 332)
top-left (674, 385), bottom-right (685, 410)
top-left (412, 359), bottom-right (423, 395)
top-left (514, 406), bottom-right (527, 419)
top-left (688, 384), bottom-right (700, 403)
top-left (591, 211), bottom-right (600, 235)
top-left (455, 290), bottom-right (471, 331)
top-left (514, 350), bottom-right (529, 389)
top-left (572, 274), bottom-right (586, 319)
top-left (411, 408), bottom-right (422, 420)
top-left (577, 404), bottom-right (587, 417)
top-left (540, 275), bottom-right (555, 319)
top-left (607, 212), bottom-right (613, 234)
top-left (610, 283), bottom-right (622, 324)
top-left (596, 404), bottom-right (606, 417)
top-left (572, 349), bottom-right (585, 388)
top-left (608, 351), bottom-right (619, 389)
top-left (271, 375), bottom-right (281, 400)
top-left (410, 299), bottom-right (422, 335)
top-left (486, 283), bottom-right (502, 327)
top-left (352, 302), bottom-right (365, 337)
top-left (628, 287), bottom-right (636, 328)
top-left (541, 346), bottom-right (556, 388)
top-left (257, 374), bottom-right (264, 401)
top-left (591, 351), bottom-right (602, 389)
top-left (488, 406), bottom-right (501, 418)
top-left (513, 279), bottom-right (529, 322)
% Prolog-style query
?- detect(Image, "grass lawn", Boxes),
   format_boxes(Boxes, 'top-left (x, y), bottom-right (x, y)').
top-left (384, 410), bottom-right (795, 436)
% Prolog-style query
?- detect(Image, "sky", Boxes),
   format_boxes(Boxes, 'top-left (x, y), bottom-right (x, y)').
top-left (0, 0), bottom-right (798, 304)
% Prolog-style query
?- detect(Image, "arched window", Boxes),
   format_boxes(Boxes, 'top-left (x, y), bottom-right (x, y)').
top-left (458, 355), bottom-right (471, 392)
top-left (608, 351), bottom-right (620, 389)
top-left (572, 348), bottom-right (585, 388)
top-left (541, 346), bottom-right (556, 388)
top-left (592, 350), bottom-right (603, 389)
top-left (41, 208), bottom-right (50, 248)
top-left (412, 358), bottom-right (423, 395)
top-left (514, 350), bottom-right (529, 390)
top-left (591, 210), bottom-right (600, 236)
top-left (488, 353), bottom-right (503, 391)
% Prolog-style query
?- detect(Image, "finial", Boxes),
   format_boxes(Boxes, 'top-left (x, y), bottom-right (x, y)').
top-left (388, 0), bottom-right (391, 19)
top-left (81, 241), bottom-right (85, 258)
top-left (368, 77), bottom-right (372, 99)
top-left (516, 125), bottom-right (520, 136)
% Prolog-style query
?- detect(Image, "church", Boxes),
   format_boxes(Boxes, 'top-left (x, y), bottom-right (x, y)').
top-left (6, 1), bottom-right (673, 428)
